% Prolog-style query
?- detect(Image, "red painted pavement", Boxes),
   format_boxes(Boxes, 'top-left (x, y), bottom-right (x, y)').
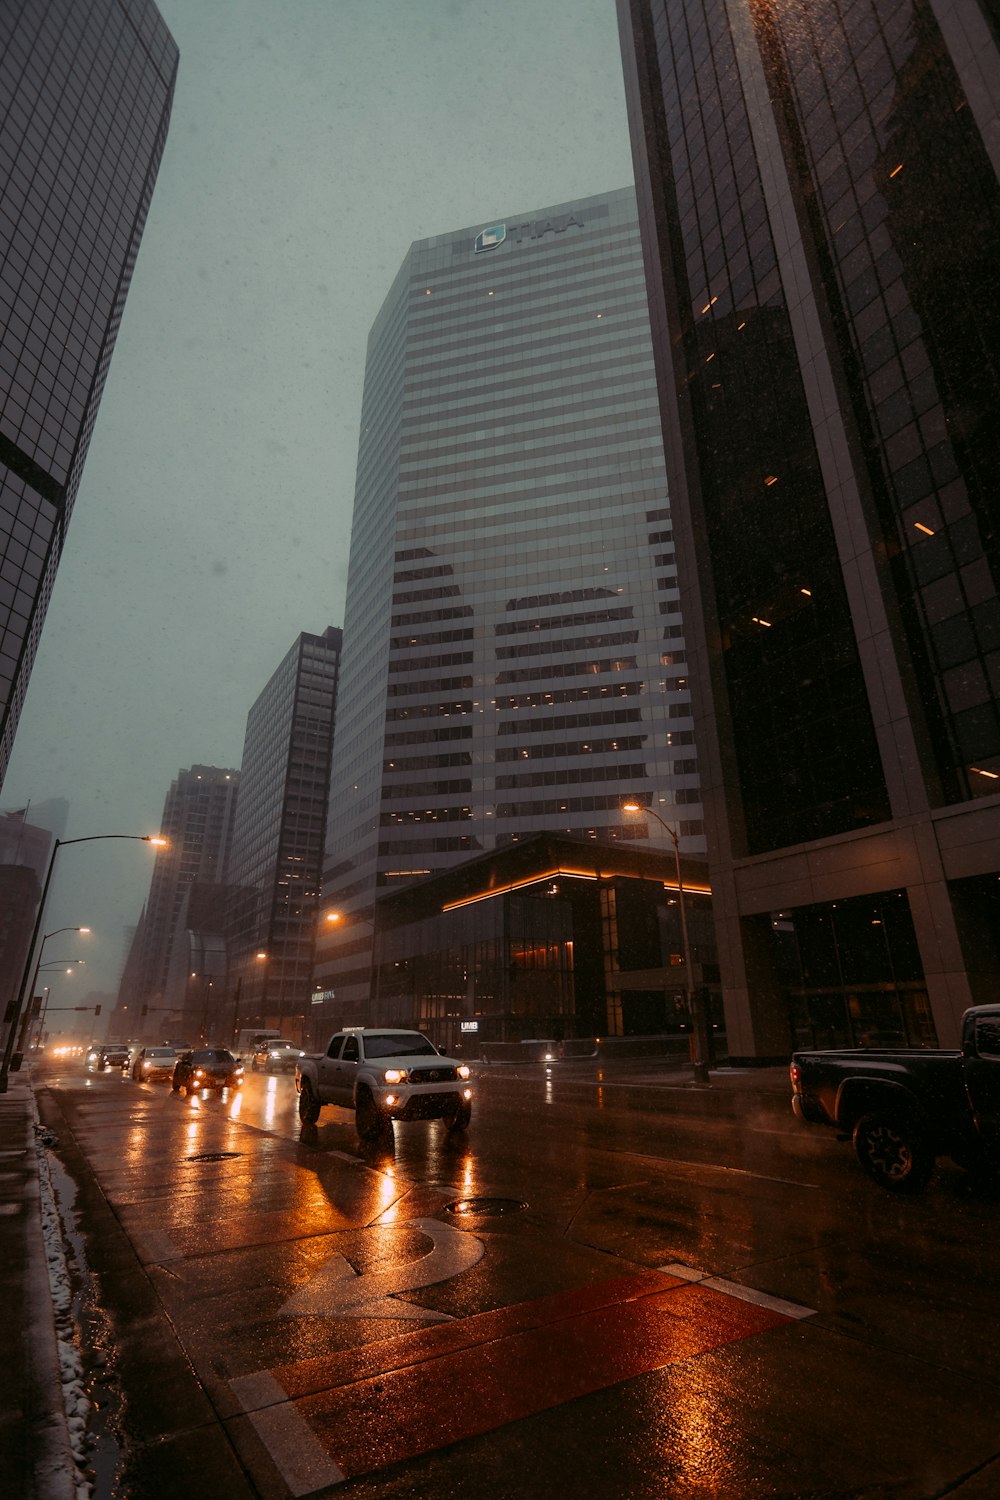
top-left (263, 1269), bottom-right (791, 1483)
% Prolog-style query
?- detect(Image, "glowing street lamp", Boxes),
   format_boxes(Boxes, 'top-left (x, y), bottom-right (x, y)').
top-left (622, 801), bottom-right (710, 1085)
top-left (1, 834), bottom-right (165, 1092)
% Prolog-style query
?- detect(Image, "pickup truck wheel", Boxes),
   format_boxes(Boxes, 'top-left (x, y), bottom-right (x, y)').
top-left (298, 1080), bottom-right (320, 1125)
top-left (852, 1112), bottom-right (934, 1192)
top-left (446, 1099), bottom-right (471, 1131)
top-left (356, 1089), bottom-right (388, 1141)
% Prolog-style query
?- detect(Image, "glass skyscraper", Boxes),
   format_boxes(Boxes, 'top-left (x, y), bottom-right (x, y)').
top-left (317, 188), bottom-right (703, 1028)
top-left (0, 0), bottom-right (177, 784)
top-left (117, 765), bottom-right (239, 1027)
top-left (618, 0), bottom-right (1000, 1056)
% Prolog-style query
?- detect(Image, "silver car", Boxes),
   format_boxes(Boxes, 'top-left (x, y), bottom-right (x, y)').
top-left (131, 1046), bottom-right (178, 1081)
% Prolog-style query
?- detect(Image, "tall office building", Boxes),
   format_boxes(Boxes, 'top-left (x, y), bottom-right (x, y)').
top-left (0, 0), bottom-right (177, 784)
top-left (226, 628), bottom-right (341, 1044)
top-left (618, 0), bottom-right (1000, 1056)
top-left (117, 765), bottom-right (239, 1026)
top-left (317, 188), bottom-right (703, 1027)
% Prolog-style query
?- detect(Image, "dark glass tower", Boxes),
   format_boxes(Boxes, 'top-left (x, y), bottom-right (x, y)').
top-left (226, 628), bottom-right (342, 1045)
top-left (618, 0), bottom-right (1000, 1055)
top-left (117, 765), bottom-right (239, 1027)
top-left (317, 188), bottom-right (703, 1028)
top-left (0, 0), bottom-right (177, 783)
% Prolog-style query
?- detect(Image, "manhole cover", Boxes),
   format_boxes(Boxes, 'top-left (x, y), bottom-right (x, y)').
top-left (444, 1196), bottom-right (527, 1217)
top-left (185, 1151), bottom-right (242, 1163)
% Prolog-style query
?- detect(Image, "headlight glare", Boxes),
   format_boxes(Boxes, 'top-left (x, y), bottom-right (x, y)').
top-left (383, 1068), bottom-right (405, 1084)
top-left (457, 1064), bottom-right (471, 1079)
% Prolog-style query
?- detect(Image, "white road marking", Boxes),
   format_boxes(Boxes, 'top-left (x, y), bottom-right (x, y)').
top-left (231, 1370), bottom-right (345, 1492)
top-left (659, 1262), bottom-right (816, 1319)
top-left (280, 1215), bottom-right (484, 1323)
top-left (600, 1146), bottom-right (821, 1188)
top-left (139, 1228), bottom-right (182, 1263)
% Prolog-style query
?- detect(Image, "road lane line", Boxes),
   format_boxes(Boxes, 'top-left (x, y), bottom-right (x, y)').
top-left (659, 1262), bottom-right (816, 1319)
top-left (231, 1370), bottom-right (346, 1493)
top-left (598, 1146), bottom-right (821, 1188)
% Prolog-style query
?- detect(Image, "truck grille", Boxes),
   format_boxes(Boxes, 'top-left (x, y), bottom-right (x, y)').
top-left (409, 1066), bottom-right (458, 1084)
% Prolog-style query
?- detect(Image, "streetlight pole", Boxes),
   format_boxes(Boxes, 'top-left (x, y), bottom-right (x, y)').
top-left (25, 926), bottom-right (91, 1040)
top-left (622, 801), bottom-right (711, 1085)
top-left (31, 960), bottom-right (85, 1049)
top-left (0, 834), bottom-right (165, 1093)
top-left (323, 910), bottom-right (379, 1026)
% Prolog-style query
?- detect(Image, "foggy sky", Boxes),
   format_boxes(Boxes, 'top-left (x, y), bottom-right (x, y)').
top-left (1, 0), bottom-right (636, 1012)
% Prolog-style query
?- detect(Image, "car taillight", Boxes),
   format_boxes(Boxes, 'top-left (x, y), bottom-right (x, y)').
top-left (790, 1062), bottom-right (800, 1085)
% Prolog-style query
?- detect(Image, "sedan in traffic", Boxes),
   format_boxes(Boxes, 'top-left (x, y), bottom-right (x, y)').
top-left (131, 1046), bottom-right (178, 1081)
top-left (87, 1044), bottom-right (131, 1072)
top-left (250, 1038), bottom-right (304, 1073)
top-left (171, 1048), bottom-right (243, 1092)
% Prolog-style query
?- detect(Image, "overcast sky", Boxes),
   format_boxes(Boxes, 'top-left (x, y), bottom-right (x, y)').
top-left (1, 0), bottom-right (636, 1010)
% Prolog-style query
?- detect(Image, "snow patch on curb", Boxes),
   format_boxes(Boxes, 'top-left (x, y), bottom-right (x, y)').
top-left (32, 1111), bottom-right (93, 1500)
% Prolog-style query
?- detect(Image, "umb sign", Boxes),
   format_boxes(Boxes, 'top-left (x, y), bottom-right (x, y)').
top-left (474, 212), bottom-right (585, 254)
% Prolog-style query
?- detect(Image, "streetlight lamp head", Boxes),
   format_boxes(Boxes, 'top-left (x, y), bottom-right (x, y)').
top-left (325, 911), bottom-right (343, 924)
top-left (622, 801), bottom-right (642, 813)
top-left (147, 836), bottom-right (168, 846)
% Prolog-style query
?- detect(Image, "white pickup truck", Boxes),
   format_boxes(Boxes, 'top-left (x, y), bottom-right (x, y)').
top-left (295, 1027), bottom-right (473, 1138)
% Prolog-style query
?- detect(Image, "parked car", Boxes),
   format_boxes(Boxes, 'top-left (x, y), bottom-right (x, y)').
top-left (790, 1003), bottom-right (1000, 1191)
top-left (296, 1027), bottom-right (473, 1138)
top-left (171, 1047), bottom-right (243, 1092)
top-left (131, 1046), bottom-right (178, 1081)
top-left (250, 1038), bottom-right (304, 1073)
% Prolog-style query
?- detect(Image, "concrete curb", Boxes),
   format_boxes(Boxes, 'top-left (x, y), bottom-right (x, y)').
top-left (0, 1075), bottom-right (77, 1500)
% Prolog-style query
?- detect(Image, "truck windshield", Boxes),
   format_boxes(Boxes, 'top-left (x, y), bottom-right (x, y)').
top-left (363, 1034), bottom-right (438, 1060)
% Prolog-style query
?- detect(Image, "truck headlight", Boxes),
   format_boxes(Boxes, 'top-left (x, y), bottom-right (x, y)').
top-left (383, 1068), bottom-right (406, 1084)
top-left (457, 1064), bottom-right (471, 1080)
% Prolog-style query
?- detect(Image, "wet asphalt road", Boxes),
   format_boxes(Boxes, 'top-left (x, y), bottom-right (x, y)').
top-left (33, 1059), bottom-right (1000, 1499)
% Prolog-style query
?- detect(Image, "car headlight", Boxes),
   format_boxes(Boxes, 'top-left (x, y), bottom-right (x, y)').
top-left (235, 1066), bottom-right (244, 1074)
top-left (383, 1068), bottom-right (406, 1084)
top-left (457, 1064), bottom-right (471, 1079)
top-left (194, 1070), bottom-right (204, 1079)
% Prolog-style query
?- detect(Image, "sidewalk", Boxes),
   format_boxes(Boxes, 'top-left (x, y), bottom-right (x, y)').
top-left (0, 1070), bottom-right (76, 1500)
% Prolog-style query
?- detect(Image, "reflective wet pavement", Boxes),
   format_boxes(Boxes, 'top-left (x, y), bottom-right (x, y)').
top-left (32, 1060), bottom-right (1000, 1498)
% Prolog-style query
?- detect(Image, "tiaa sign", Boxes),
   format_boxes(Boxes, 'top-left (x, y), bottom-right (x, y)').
top-left (474, 212), bottom-right (585, 254)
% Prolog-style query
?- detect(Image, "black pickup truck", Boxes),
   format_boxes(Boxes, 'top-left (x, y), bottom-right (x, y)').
top-left (790, 1003), bottom-right (1000, 1191)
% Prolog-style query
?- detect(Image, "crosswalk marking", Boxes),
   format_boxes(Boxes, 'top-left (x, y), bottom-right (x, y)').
top-left (231, 1266), bottom-right (798, 1488)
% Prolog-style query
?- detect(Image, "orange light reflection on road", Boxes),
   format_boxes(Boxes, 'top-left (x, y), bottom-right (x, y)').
top-left (263, 1075), bottom-right (278, 1129)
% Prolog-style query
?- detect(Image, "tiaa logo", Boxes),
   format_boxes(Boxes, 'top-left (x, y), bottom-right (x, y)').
top-left (474, 223), bottom-right (506, 253)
